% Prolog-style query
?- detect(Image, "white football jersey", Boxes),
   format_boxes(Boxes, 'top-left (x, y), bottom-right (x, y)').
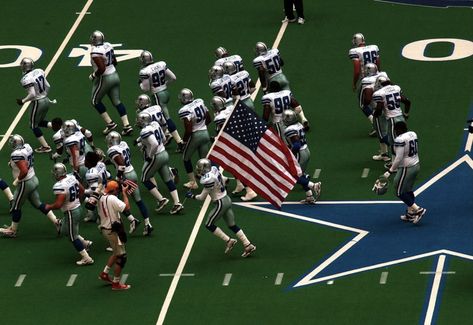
top-left (348, 44), bottom-right (380, 78)
top-left (139, 61), bottom-right (169, 93)
top-left (215, 54), bottom-right (244, 72)
top-left (141, 105), bottom-right (167, 128)
top-left (86, 161), bottom-right (110, 190)
top-left (98, 194), bottom-right (126, 229)
top-left (359, 72), bottom-right (388, 109)
top-left (90, 42), bottom-right (116, 75)
top-left (178, 99), bottom-right (209, 132)
top-left (64, 131), bottom-right (86, 166)
top-left (107, 141), bottom-right (134, 173)
top-left (199, 166), bottom-right (227, 201)
top-left (214, 108), bottom-right (232, 132)
top-left (10, 144), bottom-right (35, 181)
top-left (53, 174), bottom-right (81, 211)
top-left (210, 74), bottom-right (234, 100)
top-left (284, 123), bottom-right (308, 150)
top-left (392, 131), bottom-right (419, 168)
top-left (53, 129), bottom-right (64, 150)
top-left (261, 90), bottom-right (292, 123)
top-left (230, 70), bottom-right (252, 100)
top-left (140, 121), bottom-right (166, 158)
top-left (253, 49), bottom-right (283, 79)
top-left (373, 85), bottom-right (404, 119)
top-left (20, 69), bottom-right (50, 100)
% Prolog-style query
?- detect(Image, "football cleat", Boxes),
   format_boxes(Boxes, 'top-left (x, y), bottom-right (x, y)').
top-left (241, 189), bottom-right (257, 202)
top-left (0, 226), bottom-right (17, 238)
top-left (282, 17), bottom-right (297, 23)
top-left (98, 272), bottom-right (113, 284)
top-left (297, 17), bottom-right (305, 24)
top-left (176, 142), bottom-right (185, 153)
top-left (35, 146), bottom-right (52, 153)
top-left (225, 238), bottom-right (237, 254)
top-left (143, 224), bottom-right (154, 236)
top-left (400, 212), bottom-right (414, 222)
top-left (372, 153), bottom-right (391, 162)
top-left (312, 182), bottom-right (322, 201)
top-left (121, 125), bottom-right (133, 136)
top-left (170, 203), bottom-right (184, 215)
top-left (129, 218), bottom-right (141, 234)
top-left (102, 122), bottom-right (118, 135)
top-left (155, 198), bottom-right (170, 212)
top-left (232, 182), bottom-right (245, 194)
top-left (106, 246), bottom-right (113, 252)
top-left (412, 208), bottom-right (426, 224)
top-left (300, 196), bottom-right (316, 205)
top-left (242, 243), bottom-right (256, 258)
top-left (76, 256), bottom-right (94, 266)
top-left (112, 282), bottom-right (131, 291)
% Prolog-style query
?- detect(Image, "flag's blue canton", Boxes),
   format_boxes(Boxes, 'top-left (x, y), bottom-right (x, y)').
top-left (225, 104), bottom-right (267, 153)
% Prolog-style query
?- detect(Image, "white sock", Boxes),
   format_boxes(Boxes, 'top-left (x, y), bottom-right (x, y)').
top-left (11, 222), bottom-right (19, 231)
top-left (170, 190), bottom-right (180, 205)
top-left (46, 211), bottom-right (58, 224)
top-left (37, 136), bottom-right (49, 147)
top-left (3, 188), bottom-right (13, 201)
top-left (187, 173), bottom-right (196, 183)
top-left (409, 203), bottom-right (420, 213)
top-left (127, 215), bottom-right (134, 222)
top-left (101, 112), bottom-right (112, 124)
top-left (308, 181), bottom-right (314, 188)
top-left (150, 177), bottom-right (157, 186)
top-left (149, 187), bottom-right (163, 201)
top-left (121, 115), bottom-right (130, 127)
top-left (145, 218), bottom-right (151, 226)
top-left (305, 190), bottom-right (313, 197)
top-left (103, 265), bottom-right (111, 273)
top-left (368, 115), bottom-right (374, 123)
top-left (213, 226), bottom-right (230, 242)
top-left (79, 249), bottom-right (90, 258)
top-left (171, 130), bottom-right (183, 143)
top-left (77, 235), bottom-right (87, 246)
top-left (235, 229), bottom-right (250, 247)
top-left (380, 143), bottom-right (388, 154)
top-left (47, 122), bottom-right (52, 128)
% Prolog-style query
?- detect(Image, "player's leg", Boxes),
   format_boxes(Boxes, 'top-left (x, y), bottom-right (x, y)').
top-left (27, 177), bottom-right (60, 229)
top-left (196, 130), bottom-right (211, 159)
top-left (91, 75), bottom-right (117, 134)
top-left (222, 197), bottom-right (256, 257)
top-left (29, 100), bottom-right (51, 152)
top-left (108, 72), bottom-right (132, 136)
top-left (157, 90), bottom-right (184, 151)
top-left (283, 0), bottom-right (296, 21)
top-left (66, 208), bottom-right (94, 265)
top-left (0, 180), bottom-right (28, 236)
top-left (372, 116), bottom-right (390, 161)
top-left (204, 199), bottom-right (232, 244)
top-left (157, 151), bottom-right (183, 214)
top-left (141, 155), bottom-right (168, 211)
top-left (183, 135), bottom-right (198, 189)
top-left (0, 178), bottom-right (14, 203)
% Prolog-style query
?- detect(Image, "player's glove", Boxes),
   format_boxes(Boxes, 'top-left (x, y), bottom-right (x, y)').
top-left (16, 98), bottom-right (23, 106)
top-left (383, 171), bottom-right (391, 179)
top-left (303, 121), bottom-right (310, 132)
top-left (85, 191), bottom-right (101, 211)
top-left (185, 191), bottom-right (195, 199)
top-left (50, 152), bottom-right (61, 162)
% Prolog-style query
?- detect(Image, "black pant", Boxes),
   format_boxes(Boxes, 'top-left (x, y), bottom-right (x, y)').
top-left (284, 0), bottom-right (304, 19)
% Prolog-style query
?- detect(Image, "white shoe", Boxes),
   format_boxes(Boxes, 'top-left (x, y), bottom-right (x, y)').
top-left (372, 153), bottom-right (391, 161)
top-left (155, 198), bottom-right (170, 212)
top-left (232, 183), bottom-right (245, 194)
top-left (76, 256), bottom-right (94, 266)
top-left (0, 226), bottom-right (16, 238)
top-left (106, 246), bottom-right (113, 252)
top-left (225, 238), bottom-right (237, 254)
top-left (300, 196), bottom-right (316, 205)
top-left (102, 122), bottom-right (118, 135)
top-left (412, 208), bottom-right (426, 224)
top-left (282, 17), bottom-right (297, 23)
top-left (297, 17), bottom-right (305, 24)
top-left (170, 203), bottom-right (184, 215)
top-left (241, 190), bottom-right (257, 201)
top-left (184, 181), bottom-right (198, 190)
top-left (312, 182), bottom-right (322, 201)
top-left (242, 244), bottom-right (256, 258)
top-left (35, 146), bottom-right (52, 153)
top-left (85, 240), bottom-right (93, 251)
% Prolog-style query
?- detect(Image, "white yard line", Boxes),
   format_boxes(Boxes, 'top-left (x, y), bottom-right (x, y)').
top-left (156, 21), bottom-right (290, 325)
top-left (0, 0), bottom-right (94, 151)
top-left (424, 255), bottom-right (446, 325)
top-left (14, 274), bottom-right (26, 287)
top-left (120, 273), bottom-right (129, 283)
top-left (222, 273), bottom-right (233, 286)
top-left (361, 168), bottom-right (370, 178)
top-left (66, 274), bottom-right (78, 287)
top-left (275, 273), bottom-right (284, 285)
top-left (312, 169), bottom-right (321, 179)
top-left (379, 271), bottom-right (388, 284)
top-left (159, 273), bottom-right (195, 277)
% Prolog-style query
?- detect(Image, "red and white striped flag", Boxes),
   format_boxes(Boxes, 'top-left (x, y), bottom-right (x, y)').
top-left (122, 179), bottom-right (138, 195)
top-left (209, 102), bottom-right (302, 208)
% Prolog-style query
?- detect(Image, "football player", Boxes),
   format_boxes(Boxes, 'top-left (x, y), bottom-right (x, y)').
top-left (209, 65), bottom-right (234, 109)
top-left (382, 121), bottom-right (426, 224)
top-left (138, 50), bottom-right (185, 152)
top-left (83, 150), bottom-right (111, 223)
top-left (62, 120), bottom-right (89, 182)
top-left (136, 112), bottom-right (184, 215)
top-left (89, 30), bottom-right (133, 136)
top-left (283, 110), bottom-right (322, 204)
top-left (214, 46), bottom-right (244, 72)
top-left (0, 178), bottom-right (14, 204)
top-left (223, 61), bottom-right (255, 110)
top-left (50, 117), bottom-right (94, 162)
top-left (348, 33), bottom-right (381, 92)
top-left (178, 88), bottom-right (211, 189)
top-left (106, 131), bottom-right (156, 236)
top-left (252, 42), bottom-right (290, 93)
top-left (262, 81), bottom-right (309, 139)
top-left (0, 135), bottom-right (60, 238)
top-left (186, 159), bottom-right (256, 257)
top-left (16, 57), bottom-right (54, 153)
top-left (45, 163), bottom-right (94, 266)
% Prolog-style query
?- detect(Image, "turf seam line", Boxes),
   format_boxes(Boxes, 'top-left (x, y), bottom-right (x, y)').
top-left (66, 274), bottom-right (78, 287)
top-left (222, 273), bottom-right (232, 286)
top-left (15, 274), bottom-right (26, 287)
top-left (275, 273), bottom-right (284, 285)
top-left (379, 271), bottom-right (388, 284)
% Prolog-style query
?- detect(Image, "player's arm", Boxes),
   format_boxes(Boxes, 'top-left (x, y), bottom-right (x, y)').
top-left (205, 110), bottom-right (212, 126)
top-left (45, 193), bottom-right (66, 211)
top-left (388, 141), bottom-right (405, 173)
top-left (288, 134), bottom-right (302, 154)
top-left (15, 160), bottom-right (29, 181)
top-left (80, 127), bottom-right (94, 148)
top-left (68, 144), bottom-right (80, 172)
top-left (111, 153), bottom-right (126, 179)
top-left (121, 185), bottom-right (131, 211)
top-left (290, 95), bottom-right (309, 130)
top-left (17, 86), bottom-right (36, 105)
top-left (262, 104), bottom-right (271, 123)
top-left (352, 59), bottom-right (361, 91)
top-left (248, 79), bottom-right (256, 94)
top-left (257, 68), bottom-right (267, 93)
top-left (401, 95), bottom-right (411, 117)
top-left (375, 57), bottom-right (381, 71)
top-left (193, 187), bottom-right (210, 201)
top-left (165, 68), bottom-right (177, 84)
top-left (182, 118), bottom-right (193, 142)
top-left (361, 87), bottom-right (374, 118)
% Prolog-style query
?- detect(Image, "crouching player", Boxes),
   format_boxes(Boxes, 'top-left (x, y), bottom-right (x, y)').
top-left (186, 159), bottom-right (256, 257)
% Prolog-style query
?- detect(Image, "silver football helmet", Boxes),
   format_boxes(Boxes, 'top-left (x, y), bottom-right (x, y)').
top-left (375, 75), bottom-right (390, 90)
top-left (208, 65), bottom-right (224, 81)
top-left (95, 147), bottom-right (105, 161)
top-left (136, 112), bottom-right (152, 128)
top-left (90, 30), bottom-right (105, 45)
top-left (195, 158), bottom-right (212, 177)
top-left (52, 163), bottom-right (67, 180)
top-left (179, 88), bottom-right (194, 104)
top-left (255, 42), bottom-right (268, 56)
top-left (140, 50), bottom-right (154, 66)
top-left (223, 61), bottom-right (237, 75)
top-left (372, 175), bottom-right (389, 195)
top-left (20, 57), bottom-right (34, 74)
top-left (9, 134), bottom-right (25, 150)
top-left (106, 131), bottom-right (121, 147)
top-left (136, 94), bottom-right (152, 110)
top-left (211, 96), bottom-right (226, 113)
top-left (352, 33), bottom-right (365, 46)
top-left (283, 109), bottom-right (298, 126)
top-left (215, 46), bottom-right (228, 59)
top-left (62, 120), bottom-right (77, 137)
top-left (365, 63), bottom-right (378, 77)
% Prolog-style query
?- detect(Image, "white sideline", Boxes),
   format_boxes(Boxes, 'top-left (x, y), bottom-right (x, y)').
top-left (156, 21), bottom-right (289, 325)
top-left (0, 0), bottom-right (94, 151)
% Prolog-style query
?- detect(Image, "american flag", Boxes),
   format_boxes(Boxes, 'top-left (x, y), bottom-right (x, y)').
top-left (209, 102), bottom-right (302, 208)
top-left (122, 179), bottom-right (138, 195)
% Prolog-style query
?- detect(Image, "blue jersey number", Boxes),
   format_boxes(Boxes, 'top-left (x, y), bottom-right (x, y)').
top-left (265, 55), bottom-right (281, 74)
top-left (362, 50), bottom-right (378, 65)
top-left (194, 105), bottom-right (206, 123)
top-left (274, 95), bottom-right (291, 114)
top-left (27, 154), bottom-right (34, 168)
top-left (68, 183), bottom-right (80, 202)
top-left (217, 174), bottom-right (225, 193)
top-left (105, 50), bottom-right (115, 66)
top-left (122, 148), bottom-right (131, 167)
top-left (385, 92), bottom-right (401, 110)
top-left (151, 70), bottom-right (166, 88)
top-left (408, 139), bottom-right (418, 157)
top-left (154, 129), bottom-right (164, 145)
top-left (35, 75), bottom-right (46, 93)
top-left (236, 77), bottom-right (250, 97)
